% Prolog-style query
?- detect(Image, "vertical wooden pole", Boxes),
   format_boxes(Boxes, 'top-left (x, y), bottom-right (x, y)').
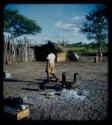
top-left (20, 39), bottom-right (22, 62)
top-left (24, 37), bottom-right (27, 63)
top-left (11, 38), bottom-right (15, 64)
top-left (73, 73), bottom-right (79, 84)
top-left (99, 52), bottom-right (102, 63)
top-left (62, 72), bottom-right (66, 86)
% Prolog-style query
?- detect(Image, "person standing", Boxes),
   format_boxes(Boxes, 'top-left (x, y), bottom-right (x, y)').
top-left (46, 51), bottom-right (59, 84)
top-left (95, 51), bottom-right (103, 63)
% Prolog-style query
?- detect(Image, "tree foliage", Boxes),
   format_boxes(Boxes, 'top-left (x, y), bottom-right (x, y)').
top-left (4, 9), bottom-right (42, 38)
top-left (80, 5), bottom-right (108, 51)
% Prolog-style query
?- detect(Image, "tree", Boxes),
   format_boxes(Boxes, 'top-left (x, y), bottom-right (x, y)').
top-left (4, 9), bottom-right (42, 38)
top-left (80, 5), bottom-right (108, 52)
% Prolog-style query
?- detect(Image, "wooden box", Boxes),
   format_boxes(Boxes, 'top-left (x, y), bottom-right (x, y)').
top-left (3, 105), bottom-right (30, 120)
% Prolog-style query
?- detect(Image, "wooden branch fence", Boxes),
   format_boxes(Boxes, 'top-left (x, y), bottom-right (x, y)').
top-left (4, 36), bottom-right (35, 64)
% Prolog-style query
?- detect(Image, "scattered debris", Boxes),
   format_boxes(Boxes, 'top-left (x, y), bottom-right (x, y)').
top-left (54, 92), bottom-right (61, 96)
top-left (54, 84), bottom-right (63, 91)
top-left (61, 88), bottom-right (88, 100)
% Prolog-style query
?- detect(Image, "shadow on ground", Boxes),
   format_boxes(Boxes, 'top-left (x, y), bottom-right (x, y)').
top-left (4, 78), bottom-right (36, 84)
top-left (22, 88), bottom-right (40, 91)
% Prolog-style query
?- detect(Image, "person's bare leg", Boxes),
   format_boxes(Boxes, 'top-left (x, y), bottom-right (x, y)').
top-left (51, 73), bottom-right (59, 81)
top-left (47, 73), bottom-right (50, 83)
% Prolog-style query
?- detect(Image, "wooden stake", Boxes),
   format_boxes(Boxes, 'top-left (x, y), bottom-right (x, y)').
top-left (73, 73), bottom-right (79, 84)
top-left (62, 72), bottom-right (66, 86)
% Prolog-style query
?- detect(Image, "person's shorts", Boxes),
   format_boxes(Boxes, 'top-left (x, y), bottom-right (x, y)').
top-left (46, 62), bottom-right (55, 74)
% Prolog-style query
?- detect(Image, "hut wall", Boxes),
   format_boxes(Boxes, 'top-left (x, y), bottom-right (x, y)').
top-left (56, 52), bottom-right (66, 62)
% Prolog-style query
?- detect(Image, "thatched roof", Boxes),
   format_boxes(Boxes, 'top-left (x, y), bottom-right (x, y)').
top-left (47, 41), bottom-right (67, 52)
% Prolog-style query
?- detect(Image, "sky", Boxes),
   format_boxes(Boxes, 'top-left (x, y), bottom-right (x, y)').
top-left (5, 4), bottom-right (101, 45)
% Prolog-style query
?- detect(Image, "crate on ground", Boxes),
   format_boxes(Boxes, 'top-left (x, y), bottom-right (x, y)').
top-left (3, 104), bottom-right (30, 120)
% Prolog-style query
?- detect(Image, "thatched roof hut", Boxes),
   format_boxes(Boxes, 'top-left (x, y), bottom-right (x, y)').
top-left (35, 41), bottom-right (67, 62)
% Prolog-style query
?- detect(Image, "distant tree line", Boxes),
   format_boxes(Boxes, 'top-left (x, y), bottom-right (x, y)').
top-left (66, 42), bottom-right (108, 49)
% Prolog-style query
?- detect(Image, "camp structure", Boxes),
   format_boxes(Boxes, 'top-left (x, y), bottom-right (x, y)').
top-left (34, 41), bottom-right (67, 62)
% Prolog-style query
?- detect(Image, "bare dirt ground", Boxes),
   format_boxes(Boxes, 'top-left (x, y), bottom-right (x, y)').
top-left (3, 56), bottom-right (108, 120)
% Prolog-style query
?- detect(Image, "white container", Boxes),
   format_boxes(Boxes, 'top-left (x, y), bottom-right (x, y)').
top-left (5, 70), bottom-right (11, 79)
top-left (6, 72), bottom-right (11, 78)
top-left (21, 105), bottom-right (26, 110)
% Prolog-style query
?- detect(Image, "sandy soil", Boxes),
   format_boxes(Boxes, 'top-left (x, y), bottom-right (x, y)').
top-left (3, 56), bottom-right (108, 120)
